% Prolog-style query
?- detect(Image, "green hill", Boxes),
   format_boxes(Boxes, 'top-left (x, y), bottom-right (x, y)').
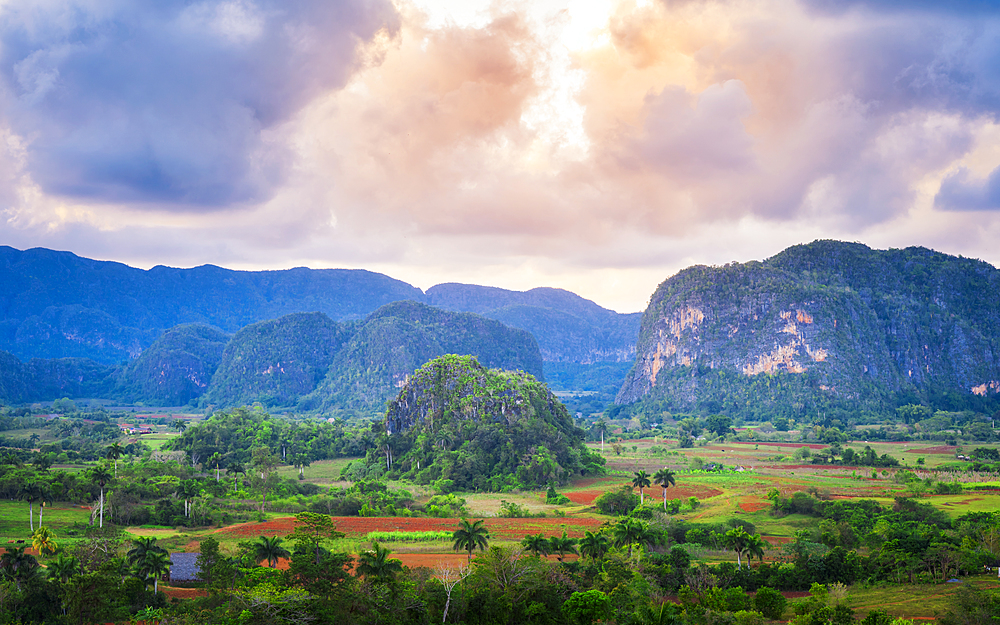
top-left (617, 241), bottom-right (1000, 420)
top-left (116, 324), bottom-right (231, 406)
top-left (307, 301), bottom-right (544, 415)
top-left (200, 313), bottom-right (355, 409)
top-left (378, 354), bottom-right (604, 490)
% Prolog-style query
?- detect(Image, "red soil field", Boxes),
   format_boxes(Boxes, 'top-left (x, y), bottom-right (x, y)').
top-left (565, 485), bottom-right (723, 505)
top-left (162, 586), bottom-right (208, 599)
top-left (723, 441), bottom-right (827, 450)
top-left (217, 516), bottom-right (605, 540)
top-left (739, 498), bottom-right (769, 513)
top-left (905, 446), bottom-right (957, 454)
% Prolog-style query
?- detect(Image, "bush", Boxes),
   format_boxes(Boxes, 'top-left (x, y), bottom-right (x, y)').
top-left (594, 486), bottom-right (640, 516)
top-left (754, 586), bottom-right (787, 620)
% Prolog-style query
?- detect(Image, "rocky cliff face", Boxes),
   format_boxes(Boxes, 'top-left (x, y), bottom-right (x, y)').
top-left (618, 241), bottom-right (1000, 415)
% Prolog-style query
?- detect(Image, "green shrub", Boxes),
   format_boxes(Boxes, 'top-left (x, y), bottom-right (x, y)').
top-left (594, 486), bottom-right (640, 516)
top-left (754, 586), bottom-right (787, 620)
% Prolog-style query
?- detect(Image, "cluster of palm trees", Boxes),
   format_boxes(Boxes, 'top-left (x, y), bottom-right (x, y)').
top-left (127, 537), bottom-right (172, 592)
top-left (521, 530), bottom-right (579, 561)
top-left (631, 468), bottom-right (676, 510)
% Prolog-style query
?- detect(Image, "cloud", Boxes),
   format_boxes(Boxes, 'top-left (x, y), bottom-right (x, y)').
top-left (935, 166), bottom-right (1000, 211)
top-left (0, 0), bottom-right (399, 207)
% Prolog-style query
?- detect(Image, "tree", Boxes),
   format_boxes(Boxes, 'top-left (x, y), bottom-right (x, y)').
top-left (356, 542), bottom-right (403, 583)
top-left (227, 461), bottom-right (246, 492)
top-left (253, 536), bottom-right (290, 568)
top-left (579, 531), bottom-right (609, 561)
top-left (89, 464), bottom-right (113, 528)
top-left (521, 533), bottom-right (551, 557)
top-left (172, 419), bottom-right (187, 433)
top-left (653, 468), bottom-right (676, 512)
top-left (0, 546), bottom-right (40, 590)
top-left (612, 517), bottom-right (651, 558)
top-left (177, 480), bottom-right (200, 518)
top-left (593, 418), bottom-right (610, 453)
top-left (127, 537), bottom-right (166, 568)
top-left (435, 563), bottom-right (471, 624)
top-left (285, 512), bottom-right (345, 564)
top-left (136, 550), bottom-right (171, 593)
top-left (47, 554), bottom-right (81, 584)
top-left (705, 414), bottom-right (733, 437)
top-left (105, 443), bottom-right (124, 478)
top-left (549, 531), bottom-right (578, 562)
top-left (632, 470), bottom-right (652, 505)
top-left (251, 447), bottom-right (279, 512)
top-left (452, 518), bottom-right (490, 563)
top-left (36, 481), bottom-right (53, 528)
top-left (18, 481), bottom-right (43, 531)
top-left (208, 452), bottom-right (223, 481)
top-left (562, 589), bottom-right (611, 625)
top-left (724, 525), bottom-right (754, 568)
top-left (31, 526), bottom-right (58, 555)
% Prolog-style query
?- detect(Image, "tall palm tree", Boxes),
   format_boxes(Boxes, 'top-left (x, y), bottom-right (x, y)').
top-left (745, 533), bottom-right (767, 565)
top-left (653, 468), bottom-right (676, 512)
top-left (18, 481), bottom-right (42, 531)
top-left (452, 518), bottom-right (490, 563)
top-left (549, 531), bottom-right (578, 562)
top-left (521, 533), bottom-right (550, 557)
top-left (579, 531), bottom-right (610, 561)
top-left (612, 517), bottom-right (651, 558)
top-left (172, 419), bottom-right (187, 433)
top-left (105, 443), bottom-right (124, 478)
top-left (253, 536), bottom-right (290, 568)
top-left (31, 526), bottom-right (58, 556)
top-left (36, 481), bottom-right (53, 528)
top-left (89, 464), bottom-right (113, 528)
top-left (205, 452), bottom-right (221, 481)
top-left (632, 470), bottom-right (652, 505)
top-left (356, 542), bottom-right (404, 583)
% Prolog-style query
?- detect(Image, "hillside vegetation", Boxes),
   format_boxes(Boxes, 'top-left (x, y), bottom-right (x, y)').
top-left (618, 241), bottom-right (1000, 420)
top-left (365, 354), bottom-right (604, 491)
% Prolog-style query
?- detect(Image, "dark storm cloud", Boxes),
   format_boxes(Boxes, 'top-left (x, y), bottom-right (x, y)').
top-left (0, 0), bottom-right (399, 207)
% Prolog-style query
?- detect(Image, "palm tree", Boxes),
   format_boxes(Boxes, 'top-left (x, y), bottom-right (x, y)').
top-left (47, 554), bottom-right (81, 583)
top-left (0, 546), bottom-right (41, 590)
top-left (724, 525), bottom-right (752, 569)
top-left (253, 536), bottom-right (290, 568)
top-left (612, 517), bottom-right (651, 558)
top-left (653, 468), bottom-right (676, 512)
top-left (105, 443), bottom-right (124, 478)
top-left (452, 518), bottom-right (490, 563)
top-left (209, 453), bottom-right (223, 481)
top-left (745, 533), bottom-right (767, 565)
top-left (31, 526), bottom-right (58, 555)
top-left (593, 418), bottom-right (610, 453)
top-left (549, 531), bottom-right (578, 562)
top-left (127, 536), bottom-right (166, 567)
top-left (521, 533), bottom-right (550, 557)
top-left (89, 464), bottom-right (113, 528)
top-left (36, 481), bottom-right (53, 528)
top-left (172, 419), bottom-right (187, 433)
top-left (227, 461), bottom-right (246, 492)
top-left (579, 531), bottom-right (610, 561)
top-left (356, 542), bottom-right (404, 583)
top-left (137, 550), bottom-right (172, 593)
top-left (632, 470), bottom-right (652, 505)
top-left (18, 481), bottom-right (42, 531)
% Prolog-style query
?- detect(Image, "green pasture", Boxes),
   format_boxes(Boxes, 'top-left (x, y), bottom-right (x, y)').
top-left (845, 576), bottom-right (1000, 620)
top-left (274, 457), bottom-right (354, 485)
top-left (140, 430), bottom-right (179, 451)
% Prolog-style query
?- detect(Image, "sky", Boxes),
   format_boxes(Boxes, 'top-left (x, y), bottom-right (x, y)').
top-left (1, 0), bottom-right (999, 313)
